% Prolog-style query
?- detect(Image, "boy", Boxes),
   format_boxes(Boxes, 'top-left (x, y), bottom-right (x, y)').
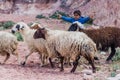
top-left (58, 10), bottom-right (94, 31)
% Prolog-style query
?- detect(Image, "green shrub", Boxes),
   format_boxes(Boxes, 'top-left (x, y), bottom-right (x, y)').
top-left (113, 64), bottom-right (119, 71)
top-left (110, 64), bottom-right (119, 77)
top-left (110, 72), bottom-right (116, 77)
top-left (0, 27), bottom-right (4, 31)
top-left (83, 18), bottom-right (94, 28)
top-left (0, 22), bottom-right (3, 27)
top-left (3, 21), bottom-right (15, 29)
top-left (36, 14), bottom-right (46, 19)
top-left (112, 48), bottom-right (120, 61)
top-left (49, 10), bottom-right (69, 19)
top-left (14, 32), bottom-right (23, 41)
top-left (86, 18), bottom-right (94, 24)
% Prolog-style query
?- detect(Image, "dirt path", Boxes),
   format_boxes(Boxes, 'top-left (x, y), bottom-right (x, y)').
top-left (0, 64), bottom-right (83, 80)
top-left (0, 42), bottom-right (113, 80)
top-left (0, 42), bottom-right (84, 80)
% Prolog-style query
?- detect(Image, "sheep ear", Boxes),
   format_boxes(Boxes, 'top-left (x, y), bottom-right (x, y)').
top-left (21, 26), bottom-right (24, 30)
top-left (33, 28), bottom-right (46, 39)
top-left (16, 24), bottom-right (20, 31)
top-left (41, 28), bottom-right (47, 34)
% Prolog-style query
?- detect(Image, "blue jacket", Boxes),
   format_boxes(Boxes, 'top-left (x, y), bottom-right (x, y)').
top-left (61, 16), bottom-right (90, 24)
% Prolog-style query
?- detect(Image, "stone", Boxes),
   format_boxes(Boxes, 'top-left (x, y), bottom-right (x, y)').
top-left (83, 73), bottom-right (94, 80)
top-left (81, 69), bottom-right (93, 75)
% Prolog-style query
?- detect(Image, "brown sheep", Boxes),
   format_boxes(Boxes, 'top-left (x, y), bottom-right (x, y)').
top-left (72, 23), bottom-right (120, 63)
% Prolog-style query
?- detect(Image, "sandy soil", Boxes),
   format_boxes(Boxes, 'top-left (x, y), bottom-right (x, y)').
top-left (0, 42), bottom-right (111, 80)
top-left (0, 42), bottom-right (89, 80)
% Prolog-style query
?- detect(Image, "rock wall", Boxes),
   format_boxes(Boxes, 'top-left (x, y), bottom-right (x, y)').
top-left (0, 0), bottom-right (120, 27)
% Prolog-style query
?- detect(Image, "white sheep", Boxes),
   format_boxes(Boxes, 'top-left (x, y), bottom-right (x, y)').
top-left (0, 31), bottom-right (19, 64)
top-left (30, 23), bottom-right (74, 66)
top-left (11, 22), bottom-right (48, 66)
top-left (33, 28), bottom-right (97, 73)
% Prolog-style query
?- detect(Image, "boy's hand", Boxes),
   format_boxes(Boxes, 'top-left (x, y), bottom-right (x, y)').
top-left (58, 14), bottom-right (62, 19)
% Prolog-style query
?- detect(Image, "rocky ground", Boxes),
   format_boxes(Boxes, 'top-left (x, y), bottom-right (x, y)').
top-left (0, 14), bottom-right (120, 80)
top-left (0, 41), bottom-right (114, 80)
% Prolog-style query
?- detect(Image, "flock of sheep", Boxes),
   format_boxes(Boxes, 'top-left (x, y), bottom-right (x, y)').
top-left (0, 21), bottom-right (120, 73)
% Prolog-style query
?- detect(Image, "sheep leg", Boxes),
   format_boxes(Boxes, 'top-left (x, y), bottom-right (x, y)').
top-left (85, 55), bottom-right (96, 73)
top-left (55, 51), bottom-right (64, 71)
top-left (59, 56), bottom-right (64, 72)
top-left (21, 53), bottom-right (32, 66)
top-left (44, 56), bottom-right (49, 66)
top-left (41, 56), bottom-right (45, 67)
top-left (15, 52), bottom-right (20, 64)
top-left (39, 54), bottom-right (44, 67)
top-left (64, 57), bottom-right (71, 67)
top-left (94, 56), bottom-right (99, 60)
top-left (13, 50), bottom-right (21, 65)
top-left (70, 56), bottom-right (80, 73)
top-left (3, 53), bottom-right (10, 64)
top-left (89, 59), bottom-right (96, 73)
top-left (40, 55), bottom-right (47, 67)
top-left (106, 46), bottom-right (116, 63)
top-left (49, 58), bottom-right (54, 68)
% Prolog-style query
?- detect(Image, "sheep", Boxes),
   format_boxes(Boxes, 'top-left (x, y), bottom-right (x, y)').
top-left (11, 22), bottom-right (48, 66)
top-left (0, 31), bottom-right (19, 64)
top-left (33, 27), bottom-right (97, 73)
top-left (30, 22), bottom-right (72, 67)
top-left (31, 23), bottom-right (99, 63)
top-left (72, 22), bottom-right (120, 63)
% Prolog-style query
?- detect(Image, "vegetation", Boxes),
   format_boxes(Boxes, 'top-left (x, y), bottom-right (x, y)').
top-left (14, 32), bottom-right (23, 41)
top-left (86, 18), bottom-right (94, 25)
top-left (49, 10), bottom-right (69, 19)
top-left (3, 21), bottom-right (15, 29)
top-left (83, 18), bottom-right (94, 28)
top-left (0, 22), bottom-right (3, 27)
top-left (0, 21), bottom-right (15, 30)
top-left (110, 62), bottom-right (120, 77)
top-left (36, 14), bottom-right (46, 19)
top-left (112, 48), bottom-right (120, 61)
top-left (0, 27), bottom-right (4, 31)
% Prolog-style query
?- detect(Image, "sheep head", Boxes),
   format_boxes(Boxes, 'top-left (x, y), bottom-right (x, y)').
top-left (33, 27), bottom-right (46, 39)
top-left (11, 22), bottom-right (29, 34)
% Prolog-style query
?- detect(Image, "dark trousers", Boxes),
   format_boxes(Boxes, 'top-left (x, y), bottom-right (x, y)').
top-left (68, 23), bottom-right (78, 31)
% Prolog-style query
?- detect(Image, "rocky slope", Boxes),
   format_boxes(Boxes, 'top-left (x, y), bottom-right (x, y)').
top-left (0, 0), bottom-right (120, 27)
